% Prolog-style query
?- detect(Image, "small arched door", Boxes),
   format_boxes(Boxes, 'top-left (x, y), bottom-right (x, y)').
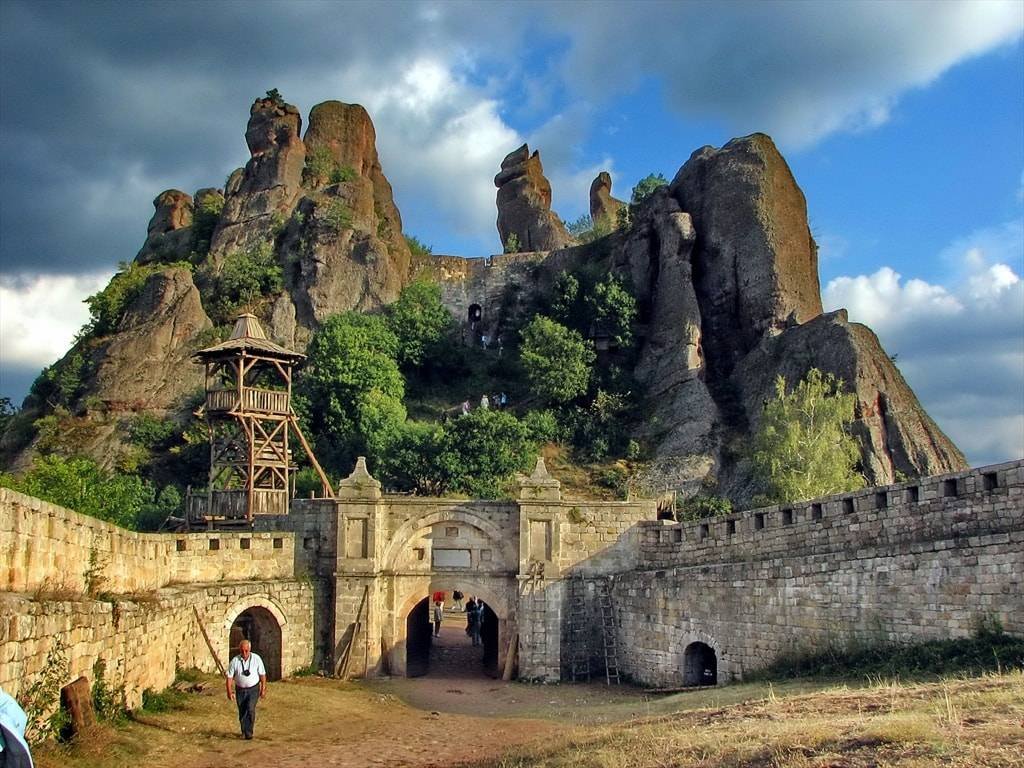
top-left (683, 641), bottom-right (717, 686)
top-left (229, 606), bottom-right (283, 680)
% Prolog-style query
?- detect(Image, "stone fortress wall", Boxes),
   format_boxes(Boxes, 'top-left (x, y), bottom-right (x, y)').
top-left (1, 459), bottom-right (1020, 707)
top-left (610, 460), bottom-right (1023, 687)
top-left (0, 489), bottom-right (315, 708)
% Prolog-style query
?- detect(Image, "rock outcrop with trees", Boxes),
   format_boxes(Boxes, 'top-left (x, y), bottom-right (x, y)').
top-left (0, 91), bottom-right (966, 519)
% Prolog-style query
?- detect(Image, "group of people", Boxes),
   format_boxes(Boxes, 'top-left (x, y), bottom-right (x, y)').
top-left (459, 392), bottom-right (508, 415)
top-left (431, 589), bottom-right (487, 647)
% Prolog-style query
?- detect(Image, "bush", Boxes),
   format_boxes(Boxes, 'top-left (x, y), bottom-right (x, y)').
top-left (190, 192), bottom-right (224, 256)
top-left (321, 198), bottom-right (353, 231)
top-left (304, 145), bottom-right (357, 188)
top-left (503, 233), bottom-right (521, 253)
top-left (204, 241), bottom-right (282, 322)
top-left (0, 454), bottom-right (160, 530)
top-left (374, 420), bottom-right (444, 494)
top-left (91, 659), bottom-right (126, 723)
top-left (32, 351), bottom-right (91, 409)
top-left (434, 409), bottom-right (535, 498)
top-left (519, 316), bottom-right (594, 405)
top-left (565, 213), bottom-right (614, 243)
top-left (522, 409), bottom-right (562, 444)
top-left (127, 413), bottom-right (177, 449)
top-left (404, 234), bottom-right (433, 257)
top-left (300, 312), bottom-right (404, 473)
top-left (86, 261), bottom-right (190, 337)
top-left (677, 494), bottom-right (732, 522)
top-left (21, 638), bottom-right (70, 745)
top-left (630, 173), bottom-right (668, 205)
top-left (569, 389), bottom-right (632, 460)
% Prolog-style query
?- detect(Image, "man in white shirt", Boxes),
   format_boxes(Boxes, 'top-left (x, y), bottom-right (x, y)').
top-left (225, 639), bottom-right (267, 740)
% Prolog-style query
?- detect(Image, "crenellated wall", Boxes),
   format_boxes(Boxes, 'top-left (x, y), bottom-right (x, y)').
top-left (608, 460), bottom-right (1024, 687)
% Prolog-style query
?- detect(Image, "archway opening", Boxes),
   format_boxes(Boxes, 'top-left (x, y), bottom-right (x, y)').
top-left (480, 602), bottom-right (499, 674)
top-left (468, 304), bottom-right (482, 324)
top-left (683, 641), bottom-right (717, 686)
top-left (406, 597), bottom-right (433, 677)
top-left (229, 606), bottom-right (282, 681)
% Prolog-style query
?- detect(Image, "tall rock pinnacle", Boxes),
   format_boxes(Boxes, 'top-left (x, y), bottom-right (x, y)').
top-left (494, 144), bottom-right (573, 252)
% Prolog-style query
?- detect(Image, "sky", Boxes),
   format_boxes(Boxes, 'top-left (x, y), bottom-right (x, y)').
top-left (0, 0), bottom-right (1022, 467)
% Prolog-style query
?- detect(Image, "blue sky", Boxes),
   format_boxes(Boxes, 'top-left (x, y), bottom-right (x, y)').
top-left (1, 0), bottom-right (1022, 466)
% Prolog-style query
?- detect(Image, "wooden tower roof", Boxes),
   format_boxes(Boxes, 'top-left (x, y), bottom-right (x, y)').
top-left (193, 313), bottom-right (305, 363)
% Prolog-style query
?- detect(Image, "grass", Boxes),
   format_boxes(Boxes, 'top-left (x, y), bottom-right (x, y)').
top-left (478, 671), bottom-right (1024, 767)
top-left (749, 630), bottom-right (1024, 682)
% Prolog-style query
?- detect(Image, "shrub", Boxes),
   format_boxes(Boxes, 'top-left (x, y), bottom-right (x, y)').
top-left (304, 145), bottom-right (358, 188)
top-left (127, 413), bottom-right (177, 449)
top-left (32, 351), bottom-right (91, 408)
top-left (329, 164), bottom-right (357, 184)
top-left (321, 198), bottom-right (353, 231)
top-left (86, 261), bottom-right (190, 337)
top-left (677, 494), bottom-right (733, 522)
top-left (519, 316), bottom-right (594, 405)
top-left (565, 213), bottom-right (614, 243)
top-left (404, 234), bottom-right (433, 257)
top-left (264, 88), bottom-right (285, 107)
top-left (522, 409), bottom-right (562, 444)
top-left (190, 190), bottom-right (224, 255)
top-left (22, 638), bottom-right (70, 745)
top-left (0, 454), bottom-right (159, 530)
top-left (300, 312), bottom-right (404, 473)
top-left (91, 659), bottom-right (126, 723)
top-left (630, 173), bottom-right (668, 205)
top-left (374, 420), bottom-right (444, 494)
top-left (503, 232), bottom-right (521, 253)
top-left (434, 409), bottom-right (535, 498)
top-left (204, 241), bottom-right (282, 322)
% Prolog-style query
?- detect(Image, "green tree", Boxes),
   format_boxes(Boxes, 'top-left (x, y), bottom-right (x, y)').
top-left (300, 312), bottom-right (404, 471)
top-left (750, 368), bottom-right (865, 504)
top-left (434, 409), bottom-right (535, 498)
top-left (374, 420), bottom-right (444, 494)
top-left (385, 278), bottom-right (453, 369)
top-left (204, 241), bottom-right (282, 322)
top-left (190, 190), bottom-right (224, 255)
top-left (586, 274), bottom-right (637, 347)
top-left (630, 173), bottom-right (668, 205)
top-left (519, 316), bottom-right (595, 404)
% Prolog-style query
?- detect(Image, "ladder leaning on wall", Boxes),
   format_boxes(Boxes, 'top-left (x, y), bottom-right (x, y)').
top-left (597, 578), bottom-right (620, 685)
top-left (569, 573), bottom-right (590, 682)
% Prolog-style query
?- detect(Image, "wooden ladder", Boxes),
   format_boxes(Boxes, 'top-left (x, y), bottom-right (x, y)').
top-left (569, 573), bottom-right (590, 682)
top-left (597, 578), bottom-right (620, 685)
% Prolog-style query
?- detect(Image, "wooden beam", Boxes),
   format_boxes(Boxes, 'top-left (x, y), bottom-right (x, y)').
top-left (289, 416), bottom-right (335, 497)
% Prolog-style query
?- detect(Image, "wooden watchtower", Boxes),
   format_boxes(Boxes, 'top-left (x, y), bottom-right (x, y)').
top-left (188, 314), bottom-right (333, 528)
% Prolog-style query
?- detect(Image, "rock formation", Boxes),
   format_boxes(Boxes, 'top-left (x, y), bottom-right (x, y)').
top-left (671, 134), bottom-right (822, 380)
top-left (494, 144), bottom-right (574, 252)
top-left (135, 189), bottom-right (193, 264)
top-left (209, 96), bottom-right (306, 259)
top-left (589, 171), bottom-right (625, 228)
top-left (285, 101), bottom-right (411, 324)
top-left (1, 97), bottom-right (967, 501)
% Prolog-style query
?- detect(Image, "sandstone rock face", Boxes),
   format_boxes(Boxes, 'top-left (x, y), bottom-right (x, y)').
top-left (87, 266), bottom-right (211, 411)
top-left (283, 101), bottom-right (412, 325)
top-left (209, 97), bottom-right (306, 258)
top-left (136, 189), bottom-right (193, 264)
top-left (730, 310), bottom-right (967, 492)
top-left (671, 133), bottom-right (822, 379)
top-left (589, 171), bottom-right (625, 227)
top-left (495, 144), bottom-right (574, 252)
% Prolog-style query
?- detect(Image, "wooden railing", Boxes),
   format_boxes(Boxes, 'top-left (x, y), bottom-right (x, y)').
top-left (186, 488), bottom-right (289, 522)
top-left (206, 388), bottom-right (290, 415)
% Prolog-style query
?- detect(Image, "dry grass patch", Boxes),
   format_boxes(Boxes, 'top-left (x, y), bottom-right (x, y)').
top-left (481, 672), bottom-right (1024, 768)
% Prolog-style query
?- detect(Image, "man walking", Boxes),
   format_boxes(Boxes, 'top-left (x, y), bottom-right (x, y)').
top-left (226, 639), bottom-right (267, 740)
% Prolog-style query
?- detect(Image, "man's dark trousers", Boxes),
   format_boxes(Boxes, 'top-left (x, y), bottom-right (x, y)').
top-left (235, 685), bottom-right (259, 738)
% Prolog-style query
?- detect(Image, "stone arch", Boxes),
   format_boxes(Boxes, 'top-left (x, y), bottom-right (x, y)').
top-left (679, 629), bottom-right (721, 686)
top-left (683, 642), bottom-right (716, 686)
top-left (223, 596), bottom-right (288, 681)
top-left (392, 578), bottom-right (512, 678)
top-left (382, 507), bottom-right (516, 572)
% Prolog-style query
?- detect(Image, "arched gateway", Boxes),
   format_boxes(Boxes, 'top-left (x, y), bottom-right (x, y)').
top-left (297, 456), bottom-right (657, 683)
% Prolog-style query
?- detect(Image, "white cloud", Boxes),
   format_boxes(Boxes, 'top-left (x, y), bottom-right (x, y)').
top-left (0, 271), bottom-right (112, 369)
top-left (823, 221), bottom-right (1024, 466)
top-left (549, 0), bottom-right (1024, 148)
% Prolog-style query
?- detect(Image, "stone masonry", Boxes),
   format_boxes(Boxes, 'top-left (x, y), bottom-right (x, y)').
top-left (2, 458), bottom-right (1021, 709)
